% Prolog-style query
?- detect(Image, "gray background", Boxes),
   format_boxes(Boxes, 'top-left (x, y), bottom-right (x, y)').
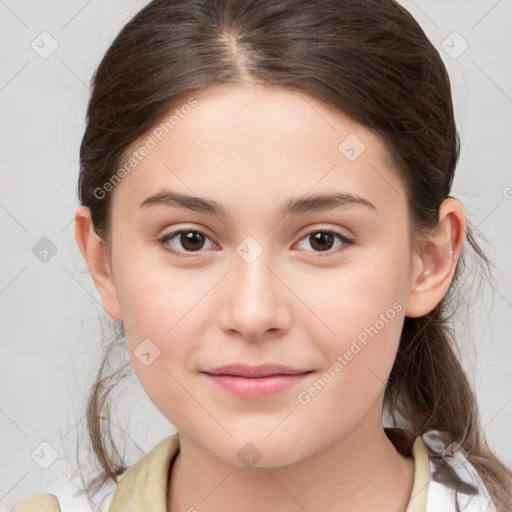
top-left (1, 0), bottom-right (511, 509)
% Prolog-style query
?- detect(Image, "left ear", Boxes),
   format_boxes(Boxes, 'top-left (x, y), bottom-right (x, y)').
top-left (404, 198), bottom-right (466, 318)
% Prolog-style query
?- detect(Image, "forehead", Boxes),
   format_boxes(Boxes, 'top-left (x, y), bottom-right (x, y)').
top-left (110, 83), bottom-right (406, 218)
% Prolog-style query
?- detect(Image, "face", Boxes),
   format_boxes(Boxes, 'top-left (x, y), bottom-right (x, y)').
top-left (105, 83), bottom-right (419, 466)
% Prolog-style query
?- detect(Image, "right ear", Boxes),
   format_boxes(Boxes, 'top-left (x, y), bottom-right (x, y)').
top-left (74, 205), bottom-right (122, 322)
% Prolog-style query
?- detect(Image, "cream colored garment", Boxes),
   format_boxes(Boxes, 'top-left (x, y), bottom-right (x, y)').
top-left (11, 431), bottom-right (429, 512)
top-left (11, 494), bottom-right (61, 512)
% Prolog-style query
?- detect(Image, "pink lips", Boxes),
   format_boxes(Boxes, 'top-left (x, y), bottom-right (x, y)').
top-left (201, 364), bottom-right (313, 400)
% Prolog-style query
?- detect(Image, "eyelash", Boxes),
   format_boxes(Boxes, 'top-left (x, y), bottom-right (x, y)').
top-left (157, 228), bottom-right (354, 259)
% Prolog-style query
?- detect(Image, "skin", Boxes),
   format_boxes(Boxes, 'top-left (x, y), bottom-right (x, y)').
top-left (75, 82), bottom-right (466, 511)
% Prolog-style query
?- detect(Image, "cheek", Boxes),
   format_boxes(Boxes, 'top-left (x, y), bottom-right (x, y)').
top-left (117, 276), bottom-right (197, 423)
top-left (113, 258), bottom-right (212, 413)
top-left (298, 253), bottom-right (407, 393)
top-left (115, 255), bottom-right (207, 340)
top-left (120, 282), bottom-right (205, 375)
top-left (302, 254), bottom-right (406, 339)
top-left (295, 290), bottom-right (404, 439)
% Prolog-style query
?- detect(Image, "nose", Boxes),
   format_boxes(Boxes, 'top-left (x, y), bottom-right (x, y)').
top-left (217, 248), bottom-right (292, 341)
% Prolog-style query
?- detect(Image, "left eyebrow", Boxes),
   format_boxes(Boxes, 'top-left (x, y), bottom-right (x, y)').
top-left (279, 192), bottom-right (377, 217)
top-left (138, 189), bottom-right (377, 217)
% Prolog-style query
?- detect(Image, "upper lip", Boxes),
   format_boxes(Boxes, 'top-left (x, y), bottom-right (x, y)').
top-left (201, 364), bottom-right (313, 378)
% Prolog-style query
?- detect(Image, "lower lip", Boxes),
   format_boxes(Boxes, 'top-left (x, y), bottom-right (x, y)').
top-left (202, 372), bottom-right (312, 400)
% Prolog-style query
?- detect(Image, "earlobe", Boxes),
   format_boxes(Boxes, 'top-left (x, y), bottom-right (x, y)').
top-left (74, 206), bottom-right (123, 322)
top-left (404, 198), bottom-right (466, 318)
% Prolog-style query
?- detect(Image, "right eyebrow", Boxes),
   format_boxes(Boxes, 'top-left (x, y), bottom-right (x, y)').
top-left (139, 190), bottom-right (230, 217)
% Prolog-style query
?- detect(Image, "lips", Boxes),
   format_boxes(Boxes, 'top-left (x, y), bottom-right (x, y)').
top-left (200, 364), bottom-right (314, 400)
top-left (201, 364), bottom-right (312, 378)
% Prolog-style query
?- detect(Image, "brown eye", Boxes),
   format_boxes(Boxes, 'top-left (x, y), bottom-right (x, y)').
top-left (296, 229), bottom-right (353, 255)
top-left (159, 229), bottom-right (215, 256)
top-left (179, 231), bottom-right (206, 251)
top-left (309, 231), bottom-right (336, 251)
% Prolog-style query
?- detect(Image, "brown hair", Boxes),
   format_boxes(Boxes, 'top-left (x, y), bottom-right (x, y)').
top-left (75, 0), bottom-right (512, 508)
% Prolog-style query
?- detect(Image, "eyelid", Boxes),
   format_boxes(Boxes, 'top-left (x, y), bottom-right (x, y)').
top-left (293, 226), bottom-right (355, 257)
top-left (157, 224), bottom-right (355, 258)
top-left (295, 223), bottom-right (355, 243)
top-left (157, 225), bottom-right (219, 258)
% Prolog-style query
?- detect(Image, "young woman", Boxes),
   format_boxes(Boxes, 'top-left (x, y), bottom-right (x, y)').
top-left (11, 0), bottom-right (512, 510)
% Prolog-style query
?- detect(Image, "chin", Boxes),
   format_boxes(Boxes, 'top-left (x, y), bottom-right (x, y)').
top-left (210, 436), bottom-right (307, 469)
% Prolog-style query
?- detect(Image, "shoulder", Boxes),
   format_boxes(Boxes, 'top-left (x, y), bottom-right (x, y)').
top-left (11, 435), bottom-right (179, 512)
top-left (420, 430), bottom-right (498, 512)
top-left (55, 477), bottom-right (118, 512)
top-left (387, 427), bottom-right (498, 512)
top-left (10, 476), bottom-right (118, 512)
top-left (11, 494), bottom-right (62, 512)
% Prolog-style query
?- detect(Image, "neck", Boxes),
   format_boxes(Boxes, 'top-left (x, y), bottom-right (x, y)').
top-left (168, 402), bottom-right (415, 512)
